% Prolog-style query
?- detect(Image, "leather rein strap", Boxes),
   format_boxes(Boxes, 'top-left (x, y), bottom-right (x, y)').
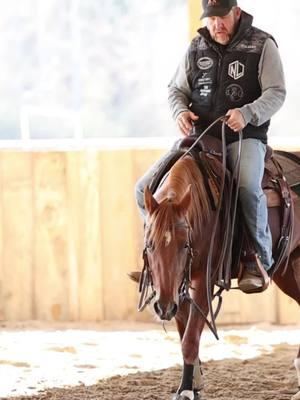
top-left (138, 116), bottom-right (244, 340)
top-left (180, 117), bottom-right (243, 339)
top-left (269, 157), bottom-right (294, 276)
top-left (139, 220), bottom-right (224, 340)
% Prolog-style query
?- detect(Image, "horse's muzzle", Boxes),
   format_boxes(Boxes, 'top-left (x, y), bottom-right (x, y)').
top-left (153, 300), bottom-right (178, 321)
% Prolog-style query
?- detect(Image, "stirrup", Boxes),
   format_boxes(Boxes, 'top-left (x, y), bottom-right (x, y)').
top-left (238, 254), bottom-right (270, 294)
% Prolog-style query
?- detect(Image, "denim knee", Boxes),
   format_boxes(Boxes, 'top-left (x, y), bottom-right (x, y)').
top-left (239, 184), bottom-right (263, 206)
top-left (135, 179), bottom-right (147, 219)
top-left (135, 178), bottom-right (144, 204)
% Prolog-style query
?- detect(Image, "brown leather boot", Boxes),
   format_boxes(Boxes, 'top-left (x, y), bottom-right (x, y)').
top-left (238, 254), bottom-right (270, 294)
top-left (127, 271), bottom-right (141, 283)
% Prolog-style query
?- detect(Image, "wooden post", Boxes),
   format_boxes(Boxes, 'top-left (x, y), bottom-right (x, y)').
top-left (0, 153), bottom-right (34, 320)
top-left (188, 0), bottom-right (203, 40)
top-left (33, 153), bottom-right (71, 321)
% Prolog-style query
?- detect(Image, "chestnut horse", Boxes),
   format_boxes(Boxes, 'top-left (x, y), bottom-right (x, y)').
top-left (141, 155), bottom-right (300, 400)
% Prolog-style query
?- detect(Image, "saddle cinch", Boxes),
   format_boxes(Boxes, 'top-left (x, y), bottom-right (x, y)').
top-left (149, 135), bottom-right (300, 288)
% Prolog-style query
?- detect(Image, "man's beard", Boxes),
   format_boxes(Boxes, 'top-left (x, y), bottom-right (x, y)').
top-left (212, 16), bottom-right (239, 45)
top-left (214, 32), bottom-right (232, 45)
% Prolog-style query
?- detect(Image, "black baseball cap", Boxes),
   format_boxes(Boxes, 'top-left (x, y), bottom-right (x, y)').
top-left (200, 0), bottom-right (238, 19)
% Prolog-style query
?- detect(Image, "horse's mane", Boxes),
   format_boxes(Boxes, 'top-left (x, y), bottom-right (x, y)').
top-left (148, 156), bottom-right (211, 247)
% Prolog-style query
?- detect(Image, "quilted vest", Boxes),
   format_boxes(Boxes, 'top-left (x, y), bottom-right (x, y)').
top-left (189, 12), bottom-right (273, 144)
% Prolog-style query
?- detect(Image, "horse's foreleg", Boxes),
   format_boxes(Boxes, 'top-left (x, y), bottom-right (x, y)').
top-left (181, 292), bottom-right (207, 364)
top-left (174, 360), bottom-right (204, 400)
top-left (175, 315), bottom-right (206, 400)
top-left (193, 358), bottom-right (204, 392)
top-left (174, 301), bottom-right (201, 399)
top-left (175, 300), bottom-right (190, 340)
top-left (292, 347), bottom-right (300, 400)
top-left (173, 292), bottom-right (208, 399)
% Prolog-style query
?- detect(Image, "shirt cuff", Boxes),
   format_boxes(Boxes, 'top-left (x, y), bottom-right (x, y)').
top-left (239, 105), bottom-right (255, 126)
top-left (173, 108), bottom-right (190, 121)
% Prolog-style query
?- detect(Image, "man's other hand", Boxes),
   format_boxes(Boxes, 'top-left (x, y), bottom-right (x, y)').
top-left (176, 111), bottom-right (199, 136)
top-left (226, 109), bottom-right (246, 132)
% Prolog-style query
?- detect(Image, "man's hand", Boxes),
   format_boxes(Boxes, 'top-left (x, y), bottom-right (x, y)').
top-left (226, 109), bottom-right (246, 132)
top-left (176, 111), bottom-right (199, 136)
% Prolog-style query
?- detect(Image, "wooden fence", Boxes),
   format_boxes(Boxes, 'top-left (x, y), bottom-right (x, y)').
top-left (0, 147), bottom-right (298, 324)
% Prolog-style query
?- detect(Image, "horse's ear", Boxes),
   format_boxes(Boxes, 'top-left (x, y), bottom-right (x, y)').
top-left (144, 186), bottom-right (158, 215)
top-left (179, 184), bottom-right (192, 212)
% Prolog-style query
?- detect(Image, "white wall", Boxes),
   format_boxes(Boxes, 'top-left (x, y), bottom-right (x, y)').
top-left (238, 0), bottom-right (300, 138)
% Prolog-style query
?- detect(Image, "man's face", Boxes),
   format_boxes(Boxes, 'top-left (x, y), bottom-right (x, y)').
top-left (206, 7), bottom-right (241, 45)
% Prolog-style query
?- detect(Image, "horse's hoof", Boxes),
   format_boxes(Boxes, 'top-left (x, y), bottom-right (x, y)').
top-left (172, 390), bottom-right (203, 400)
top-left (171, 393), bottom-right (191, 400)
top-left (172, 395), bottom-right (187, 400)
top-left (193, 391), bottom-right (202, 400)
top-left (292, 390), bottom-right (300, 400)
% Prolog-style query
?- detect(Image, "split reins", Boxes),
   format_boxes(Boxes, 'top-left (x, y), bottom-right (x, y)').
top-left (139, 219), bottom-right (224, 339)
top-left (138, 115), bottom-right (244, 340)
top-left (181, 117), bottom-right (243, 339)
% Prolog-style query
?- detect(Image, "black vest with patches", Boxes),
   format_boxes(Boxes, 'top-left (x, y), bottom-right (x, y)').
top-left (189, 12), bottom-right (273, 144)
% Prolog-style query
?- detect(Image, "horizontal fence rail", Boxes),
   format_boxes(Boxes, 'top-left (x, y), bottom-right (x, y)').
top-left (0, 144), bottom-right (299, 324)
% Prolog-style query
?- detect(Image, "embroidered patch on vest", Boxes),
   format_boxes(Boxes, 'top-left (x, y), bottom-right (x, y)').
top-left (197, 57), bottom-right (214, 70)
top-left (225, 84), bottom-right (244, 102)
top-left (228, 60), bottom-right (245, 80)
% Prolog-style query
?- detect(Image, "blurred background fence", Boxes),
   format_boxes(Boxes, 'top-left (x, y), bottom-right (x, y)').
top-left (0, 0), bottom-right (299, 324)
top-left (0, 147), bottom-right (298, 324)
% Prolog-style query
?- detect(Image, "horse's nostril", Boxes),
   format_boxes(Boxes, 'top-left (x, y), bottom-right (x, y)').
top-left (154, 301), bottom-right (163, 317)
top-left (171, 302), bottom-right (178, 316)
top-left (154, 301), bottom-right (177, 320)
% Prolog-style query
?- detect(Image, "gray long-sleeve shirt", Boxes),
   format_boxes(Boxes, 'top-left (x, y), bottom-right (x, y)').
top-left (168, 38), bottom-right (286, 126)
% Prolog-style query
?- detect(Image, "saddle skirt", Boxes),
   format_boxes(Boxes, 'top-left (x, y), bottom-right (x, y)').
top-left (149, 135), bottom-right (300, 281)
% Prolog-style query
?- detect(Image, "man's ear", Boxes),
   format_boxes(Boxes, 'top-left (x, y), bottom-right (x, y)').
top-left (144, 186), bottom-right (158, 215)
top-left (234, 6), bottom-right (242, 18)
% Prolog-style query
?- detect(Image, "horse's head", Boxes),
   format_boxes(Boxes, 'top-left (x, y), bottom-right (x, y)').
top-left (143, 185), bottom-right (192, 321)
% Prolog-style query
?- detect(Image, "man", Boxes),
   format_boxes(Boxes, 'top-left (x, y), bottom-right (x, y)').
top-left (134, 0), bottom-right (286, 292)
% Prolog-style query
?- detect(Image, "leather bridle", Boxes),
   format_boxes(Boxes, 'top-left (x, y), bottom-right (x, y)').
top-left (137, 116), bottom-right (243, 340)
top-left (138, 220), bottom-right (223, 339)
top-left (138, 221), bottom-right (193, 313)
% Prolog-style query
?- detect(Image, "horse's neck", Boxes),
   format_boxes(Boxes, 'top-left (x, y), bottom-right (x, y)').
top-left (155, 176), bottom-right (185, 204)
top-left (155, 157), bottom-right (212, 233)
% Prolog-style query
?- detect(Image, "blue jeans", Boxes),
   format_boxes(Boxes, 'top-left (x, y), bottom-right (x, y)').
top-left (135, 138), bottom-right (273, 270)
top-left (227, 138), bottom-right (273, 270)
top-left (135, 151), bottom-right (175, 219)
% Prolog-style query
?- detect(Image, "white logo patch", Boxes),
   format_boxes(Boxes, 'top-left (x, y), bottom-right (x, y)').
top-left (228, 61), bottom-right (245, 80)
top-left (197, 57), bottom-right (213, 70)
